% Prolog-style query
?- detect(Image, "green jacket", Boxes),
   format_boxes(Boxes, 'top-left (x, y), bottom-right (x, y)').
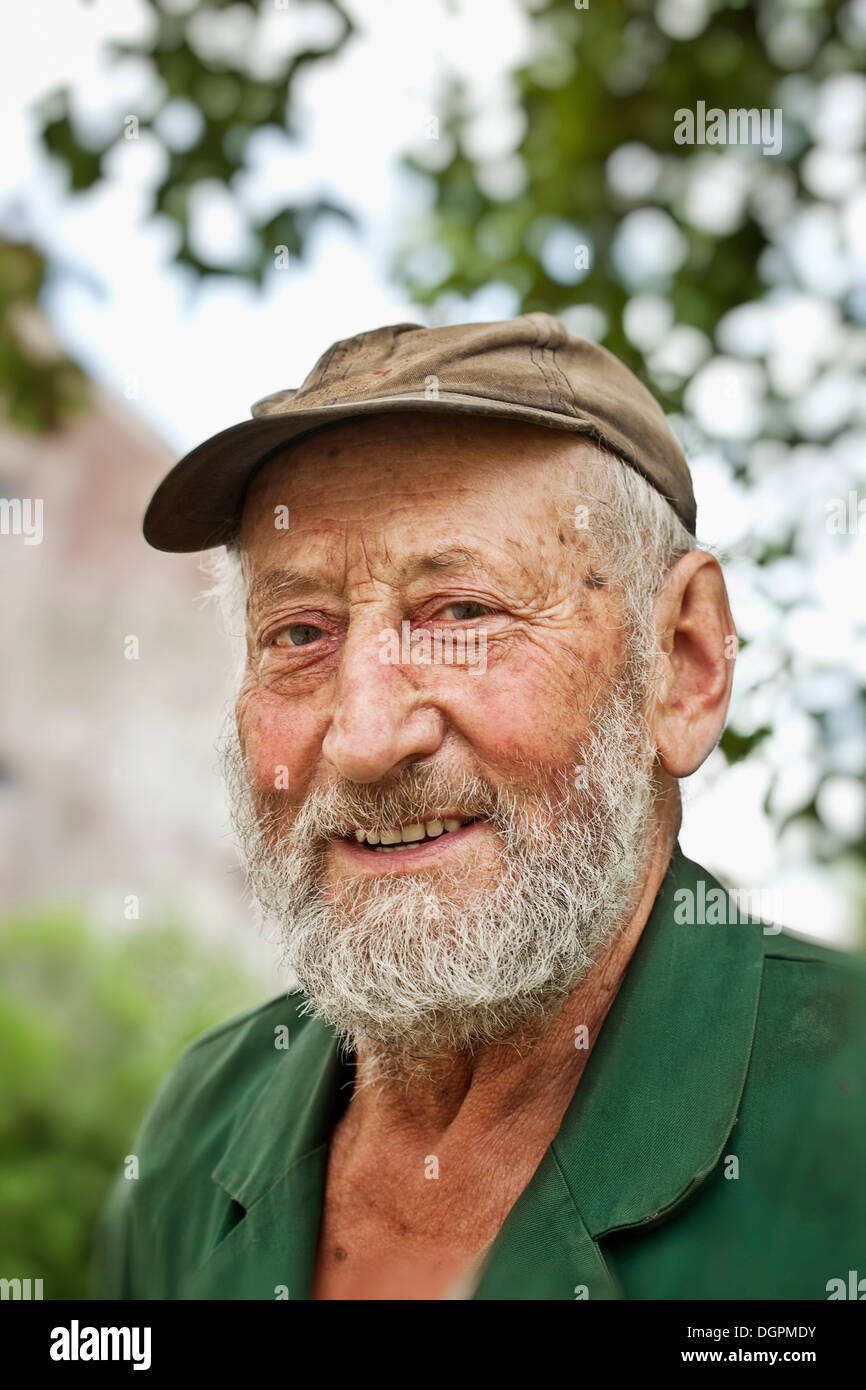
top-left (94, 848), bottom-right (866, 1300)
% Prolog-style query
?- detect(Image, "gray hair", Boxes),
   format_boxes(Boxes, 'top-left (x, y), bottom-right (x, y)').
top-left (564, 448), bottom-right (698, 683)
top-left (201, 447), bottom-right (698, 687)
top-left (200, 542), bottom-right (248, 680)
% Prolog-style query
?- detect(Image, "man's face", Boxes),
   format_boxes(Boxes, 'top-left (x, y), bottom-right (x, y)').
top-left (225, 413), bottom-right (658, 1072)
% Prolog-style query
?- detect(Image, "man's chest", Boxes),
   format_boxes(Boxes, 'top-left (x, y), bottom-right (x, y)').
top-left (309, 1138), bottom-right (540, 1300)
top-left (311, 1193), bottom-right (498, 1300)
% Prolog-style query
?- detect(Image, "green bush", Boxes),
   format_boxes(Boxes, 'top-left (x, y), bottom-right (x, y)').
top-left (0, 908), bottom-right (266, 1298)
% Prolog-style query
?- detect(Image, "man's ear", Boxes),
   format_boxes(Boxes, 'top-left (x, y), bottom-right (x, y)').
top-left (649, 551), bottom-right (736, 778)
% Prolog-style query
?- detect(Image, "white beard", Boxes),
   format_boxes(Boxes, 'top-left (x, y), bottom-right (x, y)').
top-left (220, 679), bottom-right (657, 1080)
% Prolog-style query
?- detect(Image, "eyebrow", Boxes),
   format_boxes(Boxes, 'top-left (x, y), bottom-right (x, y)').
top-left (246, 547), bottom-right (492, 619)
top-left (246, 568), bottom-right (319, 620)
top-left (408, 545), bottom-right (487, 577)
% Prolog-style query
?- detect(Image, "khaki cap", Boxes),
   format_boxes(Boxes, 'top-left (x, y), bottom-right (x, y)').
top-left (143, 312), bottom-right (696, 551)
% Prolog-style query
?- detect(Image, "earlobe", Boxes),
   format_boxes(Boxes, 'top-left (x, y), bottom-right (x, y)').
top-left (650, 552), bottom-right (736, 779)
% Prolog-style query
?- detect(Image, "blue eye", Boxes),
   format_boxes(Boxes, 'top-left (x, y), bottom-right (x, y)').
top-left (280, 624), bottom-right (323, 646)
top-left (444, 602), bottom-right (489, 621)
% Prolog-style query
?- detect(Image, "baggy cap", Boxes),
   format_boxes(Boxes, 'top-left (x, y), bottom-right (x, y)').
top-left (142, 312), bottom-right (696, 551)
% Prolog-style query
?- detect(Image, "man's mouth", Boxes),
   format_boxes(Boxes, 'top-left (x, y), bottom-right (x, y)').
top-left (343, 814), bottom-right (480, 853)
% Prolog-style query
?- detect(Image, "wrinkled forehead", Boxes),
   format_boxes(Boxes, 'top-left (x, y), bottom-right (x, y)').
top-left (237, 412), bottom-right (598, 579)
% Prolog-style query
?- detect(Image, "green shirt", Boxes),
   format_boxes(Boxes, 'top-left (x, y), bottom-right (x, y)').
top-left (93, 847), bottom-right (866, 1300)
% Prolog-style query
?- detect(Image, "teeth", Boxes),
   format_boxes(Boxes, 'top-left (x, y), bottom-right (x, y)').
top-left (350, 816), bottom-right (473, 848)
top-left (401, 823), bottom-right (426, 842)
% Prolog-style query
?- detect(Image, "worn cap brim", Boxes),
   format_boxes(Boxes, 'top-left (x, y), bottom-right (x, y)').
top-left (144, 391), bottom-right (657, 552)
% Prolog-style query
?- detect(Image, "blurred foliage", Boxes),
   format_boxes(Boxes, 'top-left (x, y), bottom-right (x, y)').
top-left (0, 240), bottom-right (89, 431)
top-left (399, 1), bottom-right (780, 389)
top-left (38, 0), bottom-right (357, 283)
top-left (0, 909), bottom-right (264, 1298)
top-left (6, 0), bottom-right (357, 431)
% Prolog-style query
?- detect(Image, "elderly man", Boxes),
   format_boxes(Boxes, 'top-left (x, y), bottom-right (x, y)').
top-left (97, 314), bottom-right (865, 1301)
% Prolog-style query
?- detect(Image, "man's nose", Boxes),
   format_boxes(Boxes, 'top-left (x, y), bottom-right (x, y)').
top-left (321, 621), bottom-right (444, 783)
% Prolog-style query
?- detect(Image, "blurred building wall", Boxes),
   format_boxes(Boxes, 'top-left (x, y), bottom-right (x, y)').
top-left (0, 373), bottom-right (279, 988)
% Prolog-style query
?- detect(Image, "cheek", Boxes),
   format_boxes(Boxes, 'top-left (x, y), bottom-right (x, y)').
top-left (448, 640), bottom-right (609, 771)
top-left (236, 687), bottom-right (322, 799)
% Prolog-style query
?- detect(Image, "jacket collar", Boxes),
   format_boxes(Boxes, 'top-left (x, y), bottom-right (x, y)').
top-left (184, 846), bottom-right (765, 1299)
top-left (210, 1008), bottom-right (350, 1211)
top-left (553, 845), bottom-right (765, 1238)
top-left (180, 1013), bottom-right (350, 1299)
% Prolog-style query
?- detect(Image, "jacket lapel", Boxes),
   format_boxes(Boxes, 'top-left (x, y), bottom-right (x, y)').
top-left (180, 1006), bottom-right (351, 1300)
top-left (179, 1145), bottom-right (328, 1299)
top-left (473, 1147), bottom-right (622, 1300)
